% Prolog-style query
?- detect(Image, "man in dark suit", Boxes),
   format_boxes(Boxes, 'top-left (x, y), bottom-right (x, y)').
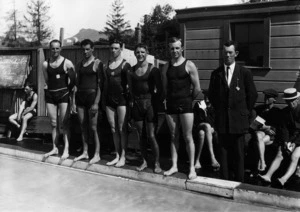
top-left (208, 40), bottom-right (257, 182)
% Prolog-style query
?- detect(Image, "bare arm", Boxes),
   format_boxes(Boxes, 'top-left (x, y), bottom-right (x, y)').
top-left (22, 94), bottom-right (38, 115)
top-left (93, 60), bottom-right (103, 105)
top-left (42, 61), bottom-right (48, 89)
top-left (186, 60), bottom-right (201, 100)
top-left (161, 62), bottom-right (169, 102)
top-left (17, 101), bottom-right (26, 120)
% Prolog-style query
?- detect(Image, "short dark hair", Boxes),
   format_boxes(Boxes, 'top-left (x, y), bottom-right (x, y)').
top-left (224, 40), bottom-right (239, 52)
top-left (134, 43), bottom-right (148, 52)
top-left (24, 81), bottom-right (36, 91)
top-left (49, 39), bottom-right (62, 48)
top-left (81, 39), bottom-right (94, 48)
top-left (169, 37), bottom-right (182, 44)
top-left (109, 39), bottom-right (123, 48)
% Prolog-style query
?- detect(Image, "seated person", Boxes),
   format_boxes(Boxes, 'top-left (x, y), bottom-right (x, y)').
top-left (253, 89), bottom-right (281, 172)
top-left (194, 90), bottom-right (219, 171)
top-left (7, 82), bottom-right (38, 141)
top-left (258, 88), bottom-right (300, 189)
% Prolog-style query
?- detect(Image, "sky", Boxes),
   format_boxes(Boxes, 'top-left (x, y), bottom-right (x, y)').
top-left (0, 0), bottom-right (240, 39)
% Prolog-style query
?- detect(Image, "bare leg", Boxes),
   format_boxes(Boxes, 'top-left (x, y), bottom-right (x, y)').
top-left (164, 114), bottom-right (179, 176)
top-left (106, 106), bottom-right (120, 166)
top-left (74, 107), bottom-right (89, 162)
top-left (147, 122), bottom-right (161, 173)
top-left (135, 121), bottom-right (148, 171)
top-left (204, 125), bottom-right (219, 169)
top-left (296, 165), bottom-right (300, 178)
top-left (180, 113), bottom-right (197, 180)
top-left (44, 103), bottom-right (59, 158)
top-left (259, 147), bottom-right (283, 182)
top-left (16, 113), bottom-right (33, 141)
top-left (115, 106), bottom-right (127, 167)
top-left (8, 113), bottom-right (21, 129)
top-left (89, 109), bottom-right (100, 164)
top-left (257, 131), bottom-right (271, 172)
top-left (278, 147), bottom-right (300, 185)
top-left (59, 103), bottom-right (70, 160)
top-left (195, 129), bottom-right (205, 169)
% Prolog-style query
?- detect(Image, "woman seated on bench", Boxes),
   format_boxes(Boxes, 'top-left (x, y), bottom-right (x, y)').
top-left (7, 82), bottom-right (38, 141)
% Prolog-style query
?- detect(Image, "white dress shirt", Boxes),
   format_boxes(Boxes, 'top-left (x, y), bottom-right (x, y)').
top-left (224, 62), bottom-right (236, 87)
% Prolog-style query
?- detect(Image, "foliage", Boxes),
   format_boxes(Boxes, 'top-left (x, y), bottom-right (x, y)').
top-left (141, 4), bottom-right (179, 60)
top-left (104, 0), bottom-right (133, 44)
top-left (2, 8), bottom-right (26, 47)
top-left (23, 0), bottom-right (52, 46)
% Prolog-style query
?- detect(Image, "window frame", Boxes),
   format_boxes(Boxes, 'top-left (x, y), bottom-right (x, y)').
top-left (224, 17), bottom-right (271, 71)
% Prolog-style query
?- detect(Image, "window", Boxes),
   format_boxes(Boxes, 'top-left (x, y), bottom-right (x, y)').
top-left (227, 18), bottom-right (270, 69)
top-left (231, 22), bottom-right (264, 67)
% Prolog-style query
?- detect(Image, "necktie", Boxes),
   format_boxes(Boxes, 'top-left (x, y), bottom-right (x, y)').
top-left (226, 66), bottom-right (230, 80)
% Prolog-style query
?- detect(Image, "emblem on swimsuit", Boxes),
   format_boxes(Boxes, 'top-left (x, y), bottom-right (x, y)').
top-left (111, 72), bottom-right (115, 76)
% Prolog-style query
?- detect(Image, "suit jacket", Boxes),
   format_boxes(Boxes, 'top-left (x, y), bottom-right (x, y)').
top-left (208, 64), bottom-right (257, 134)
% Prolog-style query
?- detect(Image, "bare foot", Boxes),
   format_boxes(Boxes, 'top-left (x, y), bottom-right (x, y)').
top-left (74, 153), bottom-right (89, 162)
top-left (115, 157), bottom-right (125, 167)
top-left (258, 174), bottom-right (271, 182)
top-left (44, 147), bottom-right (59, 158)
top-left (106, 157), bottom-right (119, 166)
top-left (188, 169), bottom-right (197, 180)
top-left (89, 154), bottom-right (101, 164)
top-left (258, 160), bottom-right (266, 172)
top-left (211, 160), bottom-right (220, 171)
top-left (163, 167), bottom-right (178, 176)
top-left (195, 161), bottom-right (201, 169)
top-left (16, 136), bottom-right (23, 142)
top-left (61, 151), bottom-right (69, 160)
top-left (278, 178), bottom-right (286, 186)
top-left (136, 160), bottom-right (147, 171)
top-left (154, 162), bottom-right (162, 173)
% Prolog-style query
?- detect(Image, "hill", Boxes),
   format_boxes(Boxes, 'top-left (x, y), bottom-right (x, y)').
top-left (64, 28), bottom-right (108, 45)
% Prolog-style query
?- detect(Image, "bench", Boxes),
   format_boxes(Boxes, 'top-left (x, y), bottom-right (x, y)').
top-left (26, 116), bottom-right (52, 134)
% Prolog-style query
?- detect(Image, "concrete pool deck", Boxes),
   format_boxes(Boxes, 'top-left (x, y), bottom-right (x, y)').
top-left (0, 139), bottom-right (299, 211)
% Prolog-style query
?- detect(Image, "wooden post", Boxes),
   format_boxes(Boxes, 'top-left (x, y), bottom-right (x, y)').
top-left (60, 28), bottom-right (64, 46)
top-left (37, 48), bottom-right (46, 116)
top-left (135, 23), bottom-right (141, 44)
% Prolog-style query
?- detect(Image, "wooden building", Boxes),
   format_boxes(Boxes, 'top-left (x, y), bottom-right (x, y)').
top-left (176, 0), bottom-right (300, 106)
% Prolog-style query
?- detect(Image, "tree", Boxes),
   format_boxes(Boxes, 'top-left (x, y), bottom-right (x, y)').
top-left (24, 0), bottom-right (52, 46)
top-left (104, 0), bottom-right (133, 42)
top-left (141, 4), bottom-right (179, 59)
top-left (2, 7), bottom-right (25, 47)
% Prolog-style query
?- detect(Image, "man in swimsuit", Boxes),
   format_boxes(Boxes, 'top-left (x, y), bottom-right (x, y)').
top-left (163, 37), bottom-right (201, 180)
top-left (103, 39), bottom-right (131, 167)
top-left (8, 81), bottom-right (38, 141)
top-left (72, 39), bottom-right (103, 164)
top-left (42, 39), bottom-right (75, 160)
top-left (128, 43), bottom-right (161, 173)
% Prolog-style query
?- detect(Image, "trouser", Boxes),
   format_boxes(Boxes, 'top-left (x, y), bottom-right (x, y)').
top-left (219, 133), bottom-right (245, 182)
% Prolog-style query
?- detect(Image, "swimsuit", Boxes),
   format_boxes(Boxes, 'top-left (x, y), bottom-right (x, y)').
top-left (166, 59), bottom-right (193, 114)
top-left (45, 58), bottom-right (69, 104)
top-left (76, 59), bottom-right (102, 108)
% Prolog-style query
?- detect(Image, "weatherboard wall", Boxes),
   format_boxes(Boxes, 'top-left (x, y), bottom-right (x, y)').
top-left (177, 0), bottom-right (300, 106)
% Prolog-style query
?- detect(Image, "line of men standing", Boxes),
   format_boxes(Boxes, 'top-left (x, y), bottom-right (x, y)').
top-left (42, 37), bottom-right (258, 182)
